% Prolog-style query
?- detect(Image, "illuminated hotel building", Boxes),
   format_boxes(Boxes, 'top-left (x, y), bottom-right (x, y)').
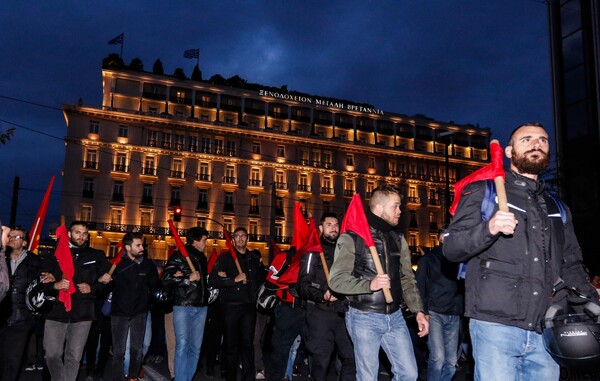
top-left (60, 58), bottom-right (490, 260)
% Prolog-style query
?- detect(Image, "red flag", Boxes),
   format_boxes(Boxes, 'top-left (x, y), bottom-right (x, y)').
top-left (291, 202), bottom-right (310, 250)
top-left (340, 194), bottom-right (375, 246)
top-left (223, 229), bottom-right (238, 262)
top-left (449, 141), bottom-right (505, 215)
top-left (110, 242), bottom-right (124, 265)
top-left (167, 220), bottom-right (189, 258)
top-left (28, 176), bottom-right (55, 253)
top-left (55, 226), bottom-right (76, 311)
top-left (207, 247), bottom-right (218, 273)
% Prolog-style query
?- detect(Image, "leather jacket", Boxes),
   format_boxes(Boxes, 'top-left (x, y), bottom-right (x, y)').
top-left (162, 245), bottom-right (209, 307)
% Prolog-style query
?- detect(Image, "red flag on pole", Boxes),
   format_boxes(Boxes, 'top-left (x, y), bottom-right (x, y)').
top-left (449, 140), bottom-right (505, 215)
top-left (167, 219), bottom-right (196, 272)
top-left (207, 247), bottom-right (218, 273)
top-left (55, 226), bottom-right (76, 311)
top-left (291, 202), bottom-right (311, 250)
top-left (28, 176), bottom-right (55, 253)
top-left (108, 242), bottom-right (123, 276)
top-left (340, 194), bottom-right (393, 303)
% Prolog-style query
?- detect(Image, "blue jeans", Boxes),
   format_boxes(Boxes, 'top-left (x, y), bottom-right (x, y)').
top-left (427, 311), bottom-right (460, 381)
top-left (345, 307), bottom-right (417, 381)
top-left (284, 335), bottom-right (301, 379)
top-left (173, 306), bottom-right (208, 381)
top-left (470, 319), bottom-right (559, 381)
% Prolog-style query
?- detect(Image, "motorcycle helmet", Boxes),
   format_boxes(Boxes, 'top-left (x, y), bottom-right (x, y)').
top-left (542, 286), bottom-right (600, 371)
top-left (25, 277), bottom-right (58, 316)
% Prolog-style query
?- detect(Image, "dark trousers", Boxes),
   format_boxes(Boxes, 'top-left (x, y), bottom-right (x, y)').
top-left (222, 303), bottom-right (256, 381)
top-left (85, 313), bottom-right (111, 376)
top-left (202, 302), bottom-right (226, 372)
top-left (0, 321), bottom-right (34, 381)
top-left (111, 312), bottom-right (148, 381)
top-left (267, 303), bottom-right (305, 381)
top-left (304, 305), bottom-right (355, 381)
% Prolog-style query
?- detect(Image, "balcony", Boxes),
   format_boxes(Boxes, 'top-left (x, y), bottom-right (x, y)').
top-left (170, 171), bottom-right (184, 179)
top-left (112, 164), bottom-right (129, 173)
top-left (175, 143), bottom-right (185, 151)
top-left (406, 196), bottom-right (421, 204)
top-left (227, 149), bottom-right (236, 157)
top-left (248, 179), bottom-right (262, 187)
top-left (188, 145), bottom-right (198, 152)
top-left (82, 190), bottom-right (94, 198)
top-left (83, 161), bottom-right (98, 170)
top-left (323, 162), bottom-right (332, 169)
top-left (297, 184), bottom-right (311, 192)
top-left (275, 182), bottom-right (288, 190)
top-left (344, 189), bottom-right (354, 197)
top-left (223, 176), bottom-right (238, 185)
top-left (142, 167), bottom-right (156, 176)
top-left (428, 199), bottom-right (441, 206)
top-left (321, 187), bottom-right (334, 194)
top-left (300, 159), bottom-right (309, 166)
top-left (249, 206), bottom-right (260, 214)
top-left (161, 141), bottom-right (171, 149)
top-left (147, 139), bottom-right (157, 147)
top-left (196, 173), bottom-right (211, 181)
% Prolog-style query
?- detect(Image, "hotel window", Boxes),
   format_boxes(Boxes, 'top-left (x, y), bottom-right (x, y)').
top-left (201, 95), bottom-right (210, 107)
top-left (188, 135), bottom-right (198, 151)
top-left (80, 206), bottom-right (92, 222)
top-left (200, 137), bottom-right (211, 153)
top-left (275, 197), bottom-right (284, 216)
top-left (223, 218), bottom-right (233, 233)
top-left (140, 210), bottom-right (152, 226)
top-left (142, 183), bottom-right (153, 204)
top-left (197, 189), bottom-right (208, 209)
top-left (366, 181), bottom-right (375, 197)
top-left (345, 154), bottom-right (354, 166)
top-left (214, 138), bottom-right (224, 155)
top-left (118, 125), bottom-right (128, 138)
top-left (161, 132), bottom-right (172, 149)
top-left (224, 165), bottom-right (236, 183)
top-left (344, 179), bottom-right (354, 196)
top-left (196, 216), bottom-right (207, 228)
top-left (408, 186), bottom-right (418, 202)
top-left (109, 242), bottom-right (120, 258)
top-left (323, 176), bottom-right (333, 193)
top-left (300, 149), bottom-right (309, 165)
top-left (311, 150), bottom-right (321, 166)
top-left (409, 163), bottom-right (417, 175)
top-left (277, 145), bottom-right (285, 158)
top-left (89, 121), bottom-right (99, 134)
top-left (250, 194), bottom-right (259, 214)
top-left (430, 234), bottom-right (438, 247)
top-left (198, 162), bottom-right (210, 181)
top-left (252, 142), bottom-right (261, 154)
top-left (176, 91), bottom-right (185, 103)
top-left (85, 149), bottom-right (98, 169)
top-left (409, 233), bottom-right (418, 247)
top-left (170, 187), bottom-right (181, 205)
top-left (388, 160), bottom-right (397, 175)
top-left (114, 152), bottom-right (128, 172)
top-left (171, 158), bottom-right (184, 178)
top-left (249, 220), bottom-right (258, 236)
top-left (174, 134), bottom-right (185, 150)
top-left (323, 151), bottom-right (332, 168)
top-left (83, 178), bottom-right (94, 198)
top-left (224, 193), bottom-right (234, 212)
top-left (227, 140), bottom-right (236, 156)
top-left (275, 170), bottom-right (286, 188)
top-left (275, 222), bottom-right (283, 239)
top-left (110, 208), bottom-right (123, 225)
top-left (113, 181), bottom-right (124, 202)
top-left (298, 173), bottom-right (309, 191)
top-left (368, 157), bottom-right (376, 169)
top-left (147, 130), bottom-right (159, 146)
top-left (250, 168), bottom-right (261, 186)
top-left (148, 106), bottom-right (158, 115)
top-left (143, 155), bottom-right (156, 175)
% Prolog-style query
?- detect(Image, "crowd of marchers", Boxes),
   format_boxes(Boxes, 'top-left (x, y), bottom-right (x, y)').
top-left (1, 123), bottom-right (600, 381)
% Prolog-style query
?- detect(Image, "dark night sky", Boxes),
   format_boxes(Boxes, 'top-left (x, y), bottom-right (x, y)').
top-left (0, 1), bottom-right (552, 229)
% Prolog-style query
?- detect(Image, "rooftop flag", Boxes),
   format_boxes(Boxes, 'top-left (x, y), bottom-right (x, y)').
top-left (108, 33), bottom-right (124, 45)
top-left (184, 48), bottom-right (199, 59)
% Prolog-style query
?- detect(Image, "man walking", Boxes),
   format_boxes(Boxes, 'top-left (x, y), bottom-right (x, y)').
top-left (102, 232), bottom-right (158, 381)
top-left (162, 227), bottom-right (210, 381)
top-left (444, 123), bottom-right (599, 380)
top-left (416, 228), bottom-right (463, 381)
top-left (329, 185), bottom-right (429, 381)
top-left (43, 221), bottom-right (110, 381)
top-left (297, 213), bottom-right (355, 381)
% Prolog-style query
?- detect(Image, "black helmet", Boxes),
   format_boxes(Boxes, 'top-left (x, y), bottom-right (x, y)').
top-left (542, 283), bottom-right (600, 371)
top-left (25, 277), bottom-right (57, 316)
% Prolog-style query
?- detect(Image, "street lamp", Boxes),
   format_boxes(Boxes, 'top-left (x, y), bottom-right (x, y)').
top-left (437, 131), bottom-right (454, 224)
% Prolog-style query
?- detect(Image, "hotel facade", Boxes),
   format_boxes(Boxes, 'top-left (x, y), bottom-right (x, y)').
top-left (60, 58), bottom-right (490, 261)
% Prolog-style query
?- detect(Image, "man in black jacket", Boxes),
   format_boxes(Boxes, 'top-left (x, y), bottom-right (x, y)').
top-left (209, 227), bottom-right (263, 381)
top-left (416, 228), bottom-right (463, 381)
top-left (0, 226), bottom-right (43, 381)
top-left (162, 227), bottom-right (210, 381)
top-left (103, 232), bottom-right (158, 381)
top-left (444, 123), bottom-right (598, 380)
top-left (43, 221), bottom-right (110, 381)
top-left (297, 213), bottom-right (355, 381)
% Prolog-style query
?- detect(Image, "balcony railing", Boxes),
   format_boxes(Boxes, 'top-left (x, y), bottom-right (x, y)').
top-left (142, 167), bottom-right (156, 176)
top-left (297, 184), bottom-right (311, 192)
top-left (147, 139), bottom-right (157, 147)
top-left (223, 176), bottom-right (238, 184)
top-left (248, 179), bottom-right (262, 187)
top-left (321, 187), bottom-right (334, 194)
top-left (83, 161), bottom-right (98, 169)
top-left (170, 171), bottom-right (184, 179)
top-left (275, 182), bottom-right (288, 190)
top-left (406, 196), bottom-right (421, 204)
top-left (196, 173), bottom-right (211, 181)
top-left (249, 206), bottom-right (260, 214)
top-left (344, 189), bottom-right (354, 197)
top-left (112, 164), bottom-right (129, 172)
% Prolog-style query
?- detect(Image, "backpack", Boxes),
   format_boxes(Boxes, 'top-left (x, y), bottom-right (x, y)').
top-left (256, 250), bottom-right (298, 310)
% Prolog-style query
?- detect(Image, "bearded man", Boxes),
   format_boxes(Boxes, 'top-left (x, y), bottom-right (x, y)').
top-left (443, 123), bottom-right (598, 380)
top-left (43, 221), bottom-right (110, 381)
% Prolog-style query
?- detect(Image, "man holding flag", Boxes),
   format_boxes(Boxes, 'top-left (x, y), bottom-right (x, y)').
top-left (43, 221), bottom-right (110, 381)
top-left (443, 123), bottom-right (598, 380)
top-left (329, 185), bottom-right (428, 381)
